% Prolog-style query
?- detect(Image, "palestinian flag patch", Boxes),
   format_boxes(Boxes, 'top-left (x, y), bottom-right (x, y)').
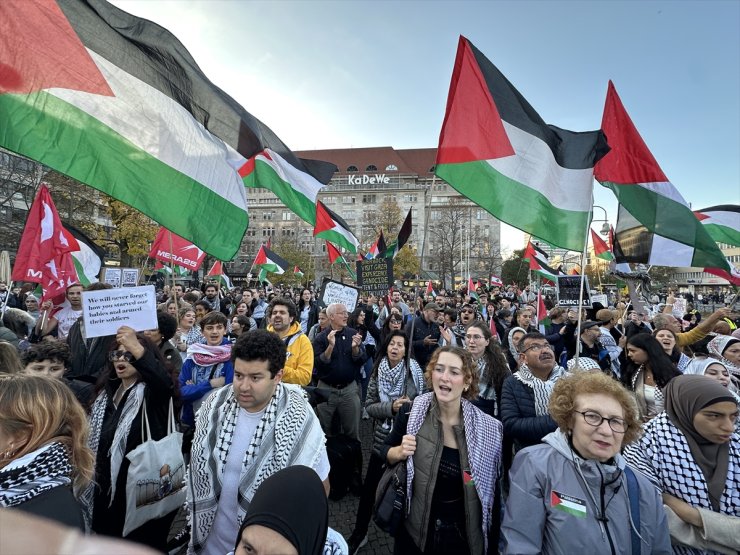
top-left (550, 490), bottom-right (587, 518)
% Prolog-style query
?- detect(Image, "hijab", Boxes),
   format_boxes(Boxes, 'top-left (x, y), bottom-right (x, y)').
top-left (507, 326), bottom-right (526, 362)
top-left (682, 357), bottom-right (723, 376)
top-left (707, 335), bottom-right (740, 376)
top-left (235, 465), bottom-right (327, 555)
top-left (664, 374), bottom-right (737, 511)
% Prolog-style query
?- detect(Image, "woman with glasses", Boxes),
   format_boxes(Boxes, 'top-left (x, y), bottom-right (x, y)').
top-left (502, 371), bottom-right (671, 554)
top-left (83, 325), bottom-right (176, 551)
top-left (464, 321), bottom-right (511, 419)
top-left (623, 375), bottom-right (739, 555)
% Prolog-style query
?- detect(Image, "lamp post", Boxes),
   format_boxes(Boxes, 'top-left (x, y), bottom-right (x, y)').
top-left (592, 205), bottom-right (610, 235)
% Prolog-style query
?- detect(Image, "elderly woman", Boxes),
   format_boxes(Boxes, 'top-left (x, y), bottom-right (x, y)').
top-left (0, 374), bottom-right (94, 529)
top-left (623, 375), bottom-right (739, 554)
top-left (502, 371), bottom-right (671, 554)
top-left (381, 346), bottom-right (503, 555)
top-left (654, 328), bottom-right (691, 372)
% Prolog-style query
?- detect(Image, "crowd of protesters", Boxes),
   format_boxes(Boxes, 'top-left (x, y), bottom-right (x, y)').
top-left (0, 276), bottom-right (738, 555)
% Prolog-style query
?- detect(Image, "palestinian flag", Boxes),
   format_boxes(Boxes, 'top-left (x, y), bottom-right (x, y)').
top-left (694, 205), bottom-right (740, 248)
top-left (66, 224), bottom-right (104, 286)
top-left (523, 241), bottom-right (560, 282)
top-left (550, 491), bottom-right (586, 518)
top-left (590, 229), bottom-right (614, 261)
top-left (425, 280), bottom-right (437, 298)
top-left (253, 246), bottom-right (288, 275)
top-left (467, 276), bottom-right (479, 301)
top-left (704, 264), bottom-right (740, 287)
top-left (326, 241), bottom-right (344, 265)
top-left (154, 261), bottom-right (189, 277)
top-left (386, 209), bottom-right (412, 258)
top-left (240, 148), bottom-right (335, 226)
top-left (536, 289), bottom-right (548, 333)
top-left (314, 201), bottom-right (359, 253)
top-left (435, 36), bottom-right (609, 252)
top-left (293, 265), bottom-right (304, 277)
top-left (206, 260), bottom-right (233, 290)
top-left (595, 82), bottom-right (729, 272)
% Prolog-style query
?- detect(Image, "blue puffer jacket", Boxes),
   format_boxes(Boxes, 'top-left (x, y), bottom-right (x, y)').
top-left (500, 375), bottom-right (558, 452)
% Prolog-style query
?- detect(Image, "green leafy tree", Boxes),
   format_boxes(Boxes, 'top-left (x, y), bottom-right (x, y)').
top-left (501, 249), bottom-right (529, 287)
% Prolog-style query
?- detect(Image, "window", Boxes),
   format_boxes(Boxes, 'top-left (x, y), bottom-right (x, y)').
top-left (282, 211), bottom-right (292, 221)
top-left (347, 165), bottom-right (358, 172)
top-left (342, 196), bottom-right (356, 204)
top-left (403, 194), bottom-right (417, 203)
top-left (476, 209), bottom-right (485, 220)
top-left (362, 194), bottom-right (376, 203)
top-left (431, 210), bottom-right (441, 221)
top-left (366, 164), bottom-right (377, 171)
top-left (385, 164), bottom-right (398, 171)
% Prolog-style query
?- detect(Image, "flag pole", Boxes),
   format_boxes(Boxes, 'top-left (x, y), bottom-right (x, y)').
top-left (167, 230), bottom-right (178, 313)
top-left (574, 191), bottom-right (596, 371)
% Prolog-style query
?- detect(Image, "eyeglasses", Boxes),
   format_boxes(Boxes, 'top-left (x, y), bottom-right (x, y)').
top-left (574, 410), bottom-right (627, 433)
top-left (521, 343), bottom-right (553, 353)
top-left (465, 334), bottom-right (485, 342)
top-left (108, 350), bottom-right (134, 362)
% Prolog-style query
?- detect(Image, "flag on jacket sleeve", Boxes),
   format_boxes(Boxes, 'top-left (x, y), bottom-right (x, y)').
top-left (590, 229), bottom-right (614, 261)
top-left (594, 82), bottom-right (730, 272)
top-left (694, 205), bottom-right (740, 247)
top-left (314, 201), bottom-right (359, 253)
top-left (435, 36), bottom-right (609, 252)
top-left (253, 246), bottom-right (288, 275)
top-left (149, 227), bottom-right (206, 271)
top-left (206, 260), bottom-right (233, 290)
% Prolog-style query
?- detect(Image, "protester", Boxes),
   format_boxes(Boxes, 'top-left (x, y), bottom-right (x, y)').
top-left (21, 341), bottom-right (94, 405)
top-left (36, 283), bottom-right (84, 341)
top-left (500, 332), bottom-right (567, 452)
top-left (23, 294), bottom-right (41, 322)
top-left (0, 374), bottom-right (94, 529)
top-left (623, 375), bottom-right (739, 554)
top-left (0, 316), bottom-right (21, 349)
top-left (348, 306), bottom-right (380, 401)
top-left (83, 327), bottom-right (176, 549)
top-left (382, 346), bottom-right (503, 555)
top-left (2, 308), bottom-right (35, 348)
top-left (707, 335), bottom-right (740, 378)
top-left (596, 308), bottom-right (626, 377)
top-left (265, 297), bottom-right (313, 386)
top-left (187, 329), bottom-right (328, 555)
top-left (144, 311), bottom-right (183, 375)
top-left (502, 371), bottom-right (671, 554)
top-left (229, 301), bottom-right (257, 332)
top-left (622, 333), bottom-right (681, 421)
top-left (308, 308), bottom-right (329, 342)
top-left (683, 358), bottom-right (739, 399)
top-left (405, 302), bottom-right (442, 370)
top-left (379, 311), bottom-right (404, 346)
top-left (0, 341), bottom-right (23, 374)
top-left (228, 314), bottom-right (251, 341)
top-left (346, 330), bottom-right (425, 553)
top-left (576, 320), bottom-right (612, 375)
top-left (505, 326), bottom-right (527, 371)
top-left (653, 328), bottom-right (691, 372)
top-left (464, 321), bottom-right (511, 418)
top-left (176, 306), bottom-right (204, 359)
top-left (297, 288), bottom-right (320, 335)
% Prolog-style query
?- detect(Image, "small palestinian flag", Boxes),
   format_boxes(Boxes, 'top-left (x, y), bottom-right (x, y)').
top-left (253, 246), bottom-right (289, 275)
top-left (463, 470), bottom-right (475, 486)
top-left (326, 241), bottom-right (344, 265)
top-left (467, 276), bottom-right (479, 301)
top-left (206, 260), bottom-right (233, 290)
top-left (550, 491), bottom-right (586, 518)
top-left (293, 265), bottom-right (305, 277)
top-left (385, 209), bottom-right (412, 258)
top-left (426, 280), bottom-right (436, 298)
top-left (155, 261), bottom-right (189, 277)
top-left (523, 241), bottom-right (560, 283)
top-left (590, 228), bottom-right (614, 261)
top-left (314, 201), bottom-right (359, 253)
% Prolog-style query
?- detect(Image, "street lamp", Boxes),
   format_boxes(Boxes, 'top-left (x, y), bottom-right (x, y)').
top-left (592, 205), bottom-right (610, 235)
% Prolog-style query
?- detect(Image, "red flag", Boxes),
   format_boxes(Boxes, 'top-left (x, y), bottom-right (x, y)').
top-left (426, 280), bottom-right (434, 295)
top-left (149, 227), bottom-right (206, 271)
top-left (489, 312), bottom-right (498, 339)
top-left (326, 241), bottom-right (343, 264)
top-left (40, 252), bottom-right (80, 302)
top-left (11, 185), bottom-right (80, 282)
top-left (490, 275), bottom-right (503, 287)
top-left (590, 229), bottom-right (614, 261)
top-left (206, 260), bottom-right (223, 277)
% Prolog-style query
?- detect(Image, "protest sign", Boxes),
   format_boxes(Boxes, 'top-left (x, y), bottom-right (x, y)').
top-left (82, 285), bottom-right (158, 338)
top-left (672, 297), bottom-right (687, 318)
top-left (318, 278), bottom-right (359, 311)
top-left (556, 275), bottom-right (592, 308)
top-left (591, 293), bottom-right (608, 307)
top-left (103, 267), bottom-right (122, 287)
top-left (121, 268), bottom-right (140, 287)
top-left (356, 258), bottom-right (393, 297)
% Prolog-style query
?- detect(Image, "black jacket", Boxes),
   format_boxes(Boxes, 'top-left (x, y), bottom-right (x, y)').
top-left (405, 315), bottom-right (441, 369)
top-left (500, 375), bottom-right (557, 453)
top-left (312, 326), bottom-right (366, 385)
top-left (17, 485), bottom-right (85, 530)
top-left (66, 319), bottom-right (115, 380)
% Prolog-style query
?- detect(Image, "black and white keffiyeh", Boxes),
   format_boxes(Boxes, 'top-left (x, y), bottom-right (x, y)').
top-left (405, 392), bottom-right (503, 553)
top-left (187, 383), bottom-right (325, 555)
top-left (513, 363), bottom-right (566, 416)
top-left (623, 412), bottom-right (740, 555)
top-left (0, 443), bottom-right (72, 508)
top-left (630, 365), bottom-right (665, 419)
top-left (81, 382), bottom-right (145, 517)
top-left (377, 357), bottom-right (425, 403)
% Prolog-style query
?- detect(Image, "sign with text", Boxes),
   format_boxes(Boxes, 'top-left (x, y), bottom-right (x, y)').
top-left (121, 268), bottom-right (140, 287)
top-left (318, 278), bottom-right (359, 311)
top-left (556, 275), bottom-right (593, 308)
top-left (103, 267), bottom-right (122, 287)
top-left (82, 286), bottom-right (158, 338)
top-left (356, 258), bottom-right (393, 297)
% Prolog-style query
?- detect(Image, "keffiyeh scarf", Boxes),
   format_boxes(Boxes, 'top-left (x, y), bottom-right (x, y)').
top-left (187, 383), bottom-right (325, 555)
top-left (0, 443), bottom-right (72, 507)
top-left (82, 383), bottom-right (145, 518)
top-left (377, 357), bottom-right (425, 403)
top-left (507, 326), bottom-right (527, 363)
top-left (186, 343), bottom-right (232, 366)
top-left (514, 363), bottom-right (566, 416)
top-left (708, 335), bottom-right (740, 377)
top-left (405, 392), bottom-right (503, 553)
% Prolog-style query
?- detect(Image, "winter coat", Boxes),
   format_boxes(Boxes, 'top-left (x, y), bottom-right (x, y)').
top-left (502, 430), bottom-right (672, 555)
top-left (266, 321), bottom-right (313, 386)
top-left (500, 375), bottom-right (558, 452)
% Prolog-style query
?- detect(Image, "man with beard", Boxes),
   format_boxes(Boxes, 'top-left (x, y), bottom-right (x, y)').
top-left (265, 297), bottom-right (313, 386)
top-left (390, 290), bottom-right (411, 323)
top-left (576, 320), bottom-right (612, 375)
top-left (202, 283), bottom-right (229, 316)
top-left (500, 332), bottom-right (566, 453)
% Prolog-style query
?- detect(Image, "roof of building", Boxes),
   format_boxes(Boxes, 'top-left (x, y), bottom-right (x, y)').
top-left (296, 146), bottom-right (437, 177)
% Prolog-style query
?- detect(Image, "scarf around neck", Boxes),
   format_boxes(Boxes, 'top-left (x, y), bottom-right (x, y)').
top-left (514, 363), bottom-right (566, 416)
top-left (664, 375), bottom-right (737, 511)
top-left (405, 392), bottom-right (502, 553)
top-left (0, 443), bottom-right (72, 508)
top-left (187, 383), bottom-right (325, 555)
top-left (377, 357), bottom-right (425, 403)
top-left (187, 342), bottom-right (232, 366)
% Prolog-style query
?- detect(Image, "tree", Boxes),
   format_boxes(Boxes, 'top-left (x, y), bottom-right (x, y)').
top-left (426, 198), bottom-right (469, 288)
top-left (501, 249), bottom-right (529, 287)
top-left (271, 233), bottom-right (313, 287)
top-left (106, 200), bottom-right (158, 267)
top-left (394, 246), bottom-right (420, 279)
top-left (361, 197), bottom-right (403, 249)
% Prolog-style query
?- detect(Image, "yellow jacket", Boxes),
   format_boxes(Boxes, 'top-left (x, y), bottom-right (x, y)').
top-left (267, 321), bottom-right (314, 385)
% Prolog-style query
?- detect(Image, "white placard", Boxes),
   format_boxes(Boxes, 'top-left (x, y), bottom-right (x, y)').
top-left (672, 297), bottom-right (687, 318)
top-left (591, 294), bottom-right (608, 307)
top-left (103, 268), bottom-right (122, 287)
top-left (82, 285), bottom-right (158, 338)
top-left (318, 278), bottom-right (359, 311)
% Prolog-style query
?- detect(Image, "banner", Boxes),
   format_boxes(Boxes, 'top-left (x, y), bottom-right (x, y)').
top-left (82, 285), bottom-right (158, 338)
top-left (556, 275), bottom-right (592, 308)
top-left (149, 228), bottom-right (206, 271)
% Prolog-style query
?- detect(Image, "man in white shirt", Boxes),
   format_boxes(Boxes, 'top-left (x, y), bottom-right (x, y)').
top-left (187, 329), bottom-right (329, 555)
top-left (36, 283), bottom-right (84, 341)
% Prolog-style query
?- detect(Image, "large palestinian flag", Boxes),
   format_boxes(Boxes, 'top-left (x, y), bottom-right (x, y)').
top-left (0, 0), bottom-right (334, 260)
top-left (435, 36), bottom-right (609, 252)
top-left (694, 205), bottom-right (740, 248)
top-left (314, 201), bottom-right (359, 253)
top-left (595, 82), bottom-right (729, 272)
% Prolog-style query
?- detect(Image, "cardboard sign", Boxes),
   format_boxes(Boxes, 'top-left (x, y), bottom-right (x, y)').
top-left (103, 267), bottom-right (122, 287)
top-left (82, 285), bottom-right (158, 338)
top-left (317, 278), bottom-right (359, 311)
top-left (356, 258), bottom-right (393, 297)
top-left (556, 275), bottom-right (592, 308)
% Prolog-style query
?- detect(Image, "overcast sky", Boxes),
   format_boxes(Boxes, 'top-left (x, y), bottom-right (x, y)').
top-left (113, 0), bottom-right (740, 252)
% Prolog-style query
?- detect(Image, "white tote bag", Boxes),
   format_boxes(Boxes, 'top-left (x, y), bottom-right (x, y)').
top-left (123, 398), bottom-right (186, 536)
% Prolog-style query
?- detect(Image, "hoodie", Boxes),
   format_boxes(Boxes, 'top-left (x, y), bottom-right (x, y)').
top-left (502, 430), bottom-right (671, 555)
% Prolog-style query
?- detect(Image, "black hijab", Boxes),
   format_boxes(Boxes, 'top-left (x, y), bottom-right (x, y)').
top-left (234, 465), bottom-right (328, 555)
